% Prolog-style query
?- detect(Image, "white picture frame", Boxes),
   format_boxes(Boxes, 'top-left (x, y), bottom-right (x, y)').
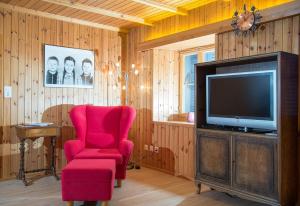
top-left (44, 44), bottom-right (95, 88)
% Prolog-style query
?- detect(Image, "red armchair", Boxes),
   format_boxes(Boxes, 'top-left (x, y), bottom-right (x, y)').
top-left (64, 105), bottom-right (136, 186)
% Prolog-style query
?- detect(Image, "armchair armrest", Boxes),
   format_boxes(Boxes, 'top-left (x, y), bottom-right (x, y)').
top-left (119, 139), bottom-right (134, 157)
top-left (64, 140), bottom-right (84, 162)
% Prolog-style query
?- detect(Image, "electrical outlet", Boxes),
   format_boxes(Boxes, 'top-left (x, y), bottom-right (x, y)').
top-left (4, 86), bottom-right (12, 98)
top-left (144, 144), bottom-right (148, 151)
top-left (154, 146), bottom-right (159, 153)
top-left (149, 145), bottom-right (154, 152)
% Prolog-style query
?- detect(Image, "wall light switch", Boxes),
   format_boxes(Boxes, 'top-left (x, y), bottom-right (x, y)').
top-left (4, 86), bottom-right (12, 98)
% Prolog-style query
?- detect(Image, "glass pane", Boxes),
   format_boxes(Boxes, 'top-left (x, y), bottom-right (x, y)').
top-left (184, 54), bottom-right (197, 113)
top-left (203, 51), bottom-right (215, 62)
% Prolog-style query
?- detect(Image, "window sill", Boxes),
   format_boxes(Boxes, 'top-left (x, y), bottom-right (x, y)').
top-left (153, 120), bottom-right (194, 127)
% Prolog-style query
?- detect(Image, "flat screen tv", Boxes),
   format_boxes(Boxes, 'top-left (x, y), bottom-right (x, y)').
top-left (206, 70), bottom-right (277, 130)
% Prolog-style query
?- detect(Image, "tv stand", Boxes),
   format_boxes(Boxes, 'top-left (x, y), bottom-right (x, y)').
top-left (195, 52), bottom-right (298, 206)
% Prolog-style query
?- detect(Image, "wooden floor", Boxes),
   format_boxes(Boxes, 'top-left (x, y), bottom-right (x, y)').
top-left (0, 167), bottom-right (266, 206)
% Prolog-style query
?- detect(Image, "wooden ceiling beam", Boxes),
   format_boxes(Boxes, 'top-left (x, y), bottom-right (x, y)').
top-left (138, 0), bottom-right (300, 51)
top-left (132, 0), bottom-right (187, 15)
top-left (42, 0), bottom-right (153, 26)
top-left (0, 2), bottom-right (124, 32)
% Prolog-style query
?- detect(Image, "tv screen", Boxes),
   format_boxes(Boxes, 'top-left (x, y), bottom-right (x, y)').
top-left (206, 70), bottom-right (277, 130)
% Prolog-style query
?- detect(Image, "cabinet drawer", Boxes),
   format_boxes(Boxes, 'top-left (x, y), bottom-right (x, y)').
top-left (196, 131), bottom-right (231, 185)
top-left (16, 127), bottom-right (60, 138)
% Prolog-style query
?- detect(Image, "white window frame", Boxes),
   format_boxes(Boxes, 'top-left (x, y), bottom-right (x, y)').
top-left (180, 46), bottom-right (215, 114)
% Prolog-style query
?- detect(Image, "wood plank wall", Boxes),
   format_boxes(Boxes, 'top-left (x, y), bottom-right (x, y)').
top-left (0, 8), bottom-right (122, 180)
top-left (143, 121), bottom-right (195, 180)
top-left (138, 0), bottom-right (292, 41)
top-left (152, 49), bottom-right (180, 121)
top-left (215, 16), bottom-right (299, 60)
top-left (127, 28), bottom-right (195, 179)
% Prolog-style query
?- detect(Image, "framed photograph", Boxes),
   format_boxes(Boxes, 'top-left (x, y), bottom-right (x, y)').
top-left (44, 44), bottom-right (95, 88)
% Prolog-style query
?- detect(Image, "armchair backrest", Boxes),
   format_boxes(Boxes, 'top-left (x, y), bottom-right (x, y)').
top-left (70, 105), bottom-right (136, 149)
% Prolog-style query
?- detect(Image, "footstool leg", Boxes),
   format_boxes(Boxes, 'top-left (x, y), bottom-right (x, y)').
top-left (101, 201), bottom-right (109, 206)
top-left (66, 201), bottom-right (74, 206)
top-left (117, 179), bottom-right (122, 188)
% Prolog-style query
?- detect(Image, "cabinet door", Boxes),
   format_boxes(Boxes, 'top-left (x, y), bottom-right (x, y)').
top-left (196, 131), bottom-right (230, 185)
top-left (233, 135), bottom-right (278, 199)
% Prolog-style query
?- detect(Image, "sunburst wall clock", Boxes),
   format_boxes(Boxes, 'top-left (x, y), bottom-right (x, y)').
top-left (231, 4), bottom-right (262, 36)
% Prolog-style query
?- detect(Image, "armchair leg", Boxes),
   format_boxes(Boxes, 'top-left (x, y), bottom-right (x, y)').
top-left (117, 179), bottom-right (122, 188)
top-left (66, 201), bottom-right (74, 206)
top-left (101, 201), bottom-right (109, 206)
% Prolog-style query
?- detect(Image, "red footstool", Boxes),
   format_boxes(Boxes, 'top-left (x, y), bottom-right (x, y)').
top-left (61, 159), bottom-right (115, 206)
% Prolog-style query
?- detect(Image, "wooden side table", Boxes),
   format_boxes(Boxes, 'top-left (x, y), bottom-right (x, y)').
top-left (15, 125), bottom-right (61, 186)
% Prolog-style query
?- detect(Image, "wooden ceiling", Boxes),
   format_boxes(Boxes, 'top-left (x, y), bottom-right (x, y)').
top-left (0, 0), bottom-right (211, 31)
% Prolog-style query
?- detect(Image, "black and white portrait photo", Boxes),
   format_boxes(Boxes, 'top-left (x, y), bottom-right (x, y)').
top-left (44, 45), bottom-right (95, 88)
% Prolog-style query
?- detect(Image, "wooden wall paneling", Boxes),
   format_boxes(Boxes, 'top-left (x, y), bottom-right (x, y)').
top-left (178, 125), bottom-right (184, 176)
top-left (66, 22), bottom-right (74, 119)
top-left (228, 31), bottom-right (236, 59)
top-left (158, 50), bottom-right (164, 121)
top-left (3, 8), bottom-right (12, 177)
top-left (217, 16), bottom-right (299, 58)
top-left (235, 34), bottom-right (243, 59)
top-left (157, 122), bottom-right (162, 169)
top-left (217, 33), bottom-right (223, 60)
top-left (242, 33), bottom-right (250, 57)
top-left (10, 11), bottom-right (18, 176)
top-left (30, 15), bottom-right (39, 172)
top-left (102, 30), bottom-right (109, 106)
top-left (0, 7), bottom-right (3, 178)
top-left (173, 51), bottom-right (179, 114)
top-left (94, 29), bottom-right (101, 106)
top-left (87, 26), bottom-right (94, 105)
top-left (265, 21), bottom-right (275, 53)
top-left (169, 125), bottom-right (174, 173)
top-left (257, 24), bottom-right (266, 54)
top-left (165, 123), bottom-right (170, 172)
top-left (161, 122), bottom-right (166, 170)
top-left (283, 17), bottom-right (293, 53)
top-left (139, 51), bottom-right (144, 164)
top-left (147, 50), bottom-right (153, 167)
top-left (0, 8), bottom-right (122, 179)
top-left (24, 12), bottom-right (31, 172)
top-left (292, 16), bottom-right (299, 55)
top-left (55, 20), bottom-right (63, 171)
top-left (274, 19), bottom-right (283, 52)
top-left (249, 30), bottom-right (258, 56)
top-left (188, 126), bottom-right (194, 180)
top-left (92, 28), bottom-right (98, 105)
top-left (148, 122), bottom-right (195, 177)
top-left (166, 51), bottom-right (173, 118)
top-left (152, 49), bottom-right (158, 121)
top-left (17, 12), bottom-right (26, 176)
top-left (37, 16), bottom-right (45, 171)
top-left (142, 50), bottom-right (151, 166)
top-left (222, 33), bottom-right (229, 59)
top-left (174, 125), bottom-right (179, 176)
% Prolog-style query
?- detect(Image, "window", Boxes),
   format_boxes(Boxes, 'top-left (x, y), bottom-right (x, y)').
top-left (203, 50), bottom-right (215, 62)
top-left (182, 49), bottom-right (215, 113)
top-left (183, 54), bottom-right (197, 113)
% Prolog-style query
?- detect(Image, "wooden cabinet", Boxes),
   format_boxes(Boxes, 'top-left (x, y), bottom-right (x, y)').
top-left (195, 52), bottom-right (298, 206)
top-left (232, 135), bottom-right (278, 199)
top-left (196, 131), bottom-right (230, 185)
